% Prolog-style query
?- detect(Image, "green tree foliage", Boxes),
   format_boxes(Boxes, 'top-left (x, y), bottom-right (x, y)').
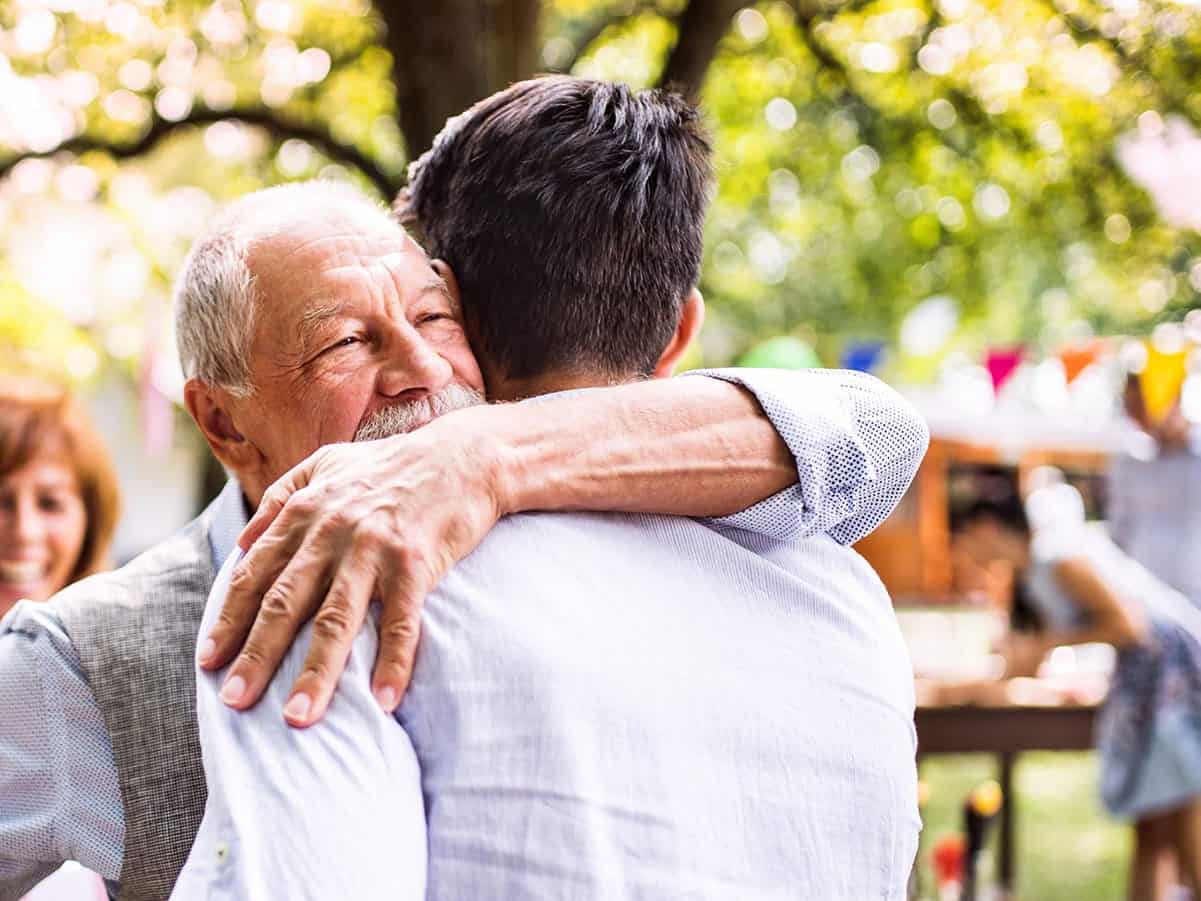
top-left (1, 0), bottom-right (1199, 384)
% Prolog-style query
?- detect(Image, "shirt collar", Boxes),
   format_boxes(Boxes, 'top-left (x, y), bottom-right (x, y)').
top-left (207, 479), bottom-right (251, 571)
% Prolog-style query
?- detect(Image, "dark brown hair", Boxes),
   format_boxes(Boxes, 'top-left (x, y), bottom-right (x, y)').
top-left (0, 378), bottom-right (121, 583)
top-left (399, 75), bottom-right (714, 382)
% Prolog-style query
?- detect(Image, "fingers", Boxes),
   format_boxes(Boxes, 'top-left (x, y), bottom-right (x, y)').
top-left (238, 451), bottom-right (321, 552)
top-left (370, 569), bottom-right (426, 715)
top-left (281, 540), bottom-right (382, 728)
top-left (199, 523), bottom-right (304, 671)
top-left (214, 527), bottom-right (337, 710)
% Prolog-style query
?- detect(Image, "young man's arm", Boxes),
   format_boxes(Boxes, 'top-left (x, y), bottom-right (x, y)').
top-left (0, 605), bottom-right (124, 901)
top-left (171, 553), bottom-right (427, 901)
top-left (201, 370), bottom-right (928, 725)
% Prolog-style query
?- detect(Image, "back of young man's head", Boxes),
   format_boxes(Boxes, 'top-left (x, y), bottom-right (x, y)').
top-left (398, 76), bottom-right (713, 386)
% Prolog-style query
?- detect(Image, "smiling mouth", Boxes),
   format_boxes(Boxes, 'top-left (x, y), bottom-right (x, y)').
top-left (0, 561), bottom-right (50, 584)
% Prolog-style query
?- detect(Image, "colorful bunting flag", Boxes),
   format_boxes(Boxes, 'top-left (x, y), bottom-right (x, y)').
top-left (841, 340), bottom-right (886, 373)
top-left (985, 347), bottom-right (1024, 394)
top-left (1140, 342), bottom-right (1189, 424)
top-left (1058, 340), bottom-right (1104, 385)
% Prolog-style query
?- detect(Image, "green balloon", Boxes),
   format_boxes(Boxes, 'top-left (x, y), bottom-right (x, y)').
top-left (737, 336), bottom-right (821, 370)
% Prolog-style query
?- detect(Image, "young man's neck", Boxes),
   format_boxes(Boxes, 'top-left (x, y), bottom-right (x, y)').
top-left (487, 367), bottom-right (641, 403)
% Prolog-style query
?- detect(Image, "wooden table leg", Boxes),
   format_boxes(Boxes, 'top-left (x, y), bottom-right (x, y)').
top-left (999, 751), bottom-right (1016, 896)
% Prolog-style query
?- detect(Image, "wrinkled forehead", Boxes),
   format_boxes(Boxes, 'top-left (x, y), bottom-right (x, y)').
top-left (242, 213), bottom-right (446, 361)
top-left (246, 204), bottom-right (422, 275)
top-left (248, 213), bottom-right (428, 312)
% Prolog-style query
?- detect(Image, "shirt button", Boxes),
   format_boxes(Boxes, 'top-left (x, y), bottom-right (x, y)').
top-left (216, 843), bottom-right (229, 864)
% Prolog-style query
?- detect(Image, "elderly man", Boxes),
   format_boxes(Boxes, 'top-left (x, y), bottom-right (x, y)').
top-left (177, 78), bottom-right (926, 900)
top-left (0, 184), bottom-right (923, 900)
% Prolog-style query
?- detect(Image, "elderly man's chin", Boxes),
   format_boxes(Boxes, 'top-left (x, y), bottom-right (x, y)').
top-left (353, 383), bottom-right (485, 442)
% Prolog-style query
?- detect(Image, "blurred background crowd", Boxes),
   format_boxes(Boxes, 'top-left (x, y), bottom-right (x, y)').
top-left (5, 0), bottom-right (1201, 898)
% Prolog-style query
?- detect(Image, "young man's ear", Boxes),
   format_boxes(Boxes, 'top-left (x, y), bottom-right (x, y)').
top-left (183, 379), bottom-right (263, 473)
top-left (653, 288), bottom-right (705, 379)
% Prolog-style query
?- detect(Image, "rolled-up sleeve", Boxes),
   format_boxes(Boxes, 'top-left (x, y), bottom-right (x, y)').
top-left (173, 553), bottom-right (427, 901)
top-left (687, 368), bottom-right (929, 545)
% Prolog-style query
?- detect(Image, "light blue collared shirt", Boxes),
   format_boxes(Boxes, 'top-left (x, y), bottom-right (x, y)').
top-left (176, 370), bottom-right (928, 901)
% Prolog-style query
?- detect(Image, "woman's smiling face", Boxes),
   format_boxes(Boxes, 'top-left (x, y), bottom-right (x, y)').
top-left (0, 456), bottom-right (88, 615)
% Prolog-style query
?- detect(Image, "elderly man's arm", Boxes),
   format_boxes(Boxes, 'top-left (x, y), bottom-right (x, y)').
top-left (201, 370), bottom-right (928, 725)
top-left (172, 553), bottom-right (426, 901)
top-left (0, 605), bottom-right (124, 901)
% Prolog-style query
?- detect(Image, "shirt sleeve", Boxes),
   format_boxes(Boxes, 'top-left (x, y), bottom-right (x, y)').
top-left (686, 368), bottom-right (930, 545)
top-left (0, 603), bottom-right (124, 901)
top-left (172, 552), bottom-right (427, 901)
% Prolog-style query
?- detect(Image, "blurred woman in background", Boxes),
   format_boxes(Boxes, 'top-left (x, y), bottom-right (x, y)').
top-left (954, 481), bottom-right (1201, 901)
top-left (0, 378), bottom-right (120, 901)
top-left (0, 378), bottom-right (119, 619)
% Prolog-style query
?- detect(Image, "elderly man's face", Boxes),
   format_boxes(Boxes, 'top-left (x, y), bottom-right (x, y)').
top-left (227, 212), bottom-right (484, 498)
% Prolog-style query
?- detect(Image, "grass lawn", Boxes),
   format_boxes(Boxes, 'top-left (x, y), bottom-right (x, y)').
top-left (916, 752), bottom-right (1131, 900)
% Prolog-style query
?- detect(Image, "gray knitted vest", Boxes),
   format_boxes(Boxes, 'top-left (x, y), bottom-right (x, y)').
top-left (52, 509), bottom-right (216, 901)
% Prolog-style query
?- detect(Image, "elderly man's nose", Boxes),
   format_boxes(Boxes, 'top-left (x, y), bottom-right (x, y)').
top-left (377, 339), bottom-right (453, 398)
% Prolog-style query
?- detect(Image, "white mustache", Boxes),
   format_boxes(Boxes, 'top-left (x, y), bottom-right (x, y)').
top-left (353, 384), bottom-right (484, 442)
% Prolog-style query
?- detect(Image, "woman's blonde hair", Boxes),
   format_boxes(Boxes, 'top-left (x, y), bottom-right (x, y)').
top-left (0, 378), bottom-right (121, 583)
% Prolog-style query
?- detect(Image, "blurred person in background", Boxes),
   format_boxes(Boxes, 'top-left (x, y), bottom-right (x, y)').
top-left (0, 378), bottom-right (118, 619)
top-left (1108, 373), bottom-right (1201, 608)
top-left (0, 378), bottom-right (119, 901)
top-left (954, 480), bottom-right (1201, 901)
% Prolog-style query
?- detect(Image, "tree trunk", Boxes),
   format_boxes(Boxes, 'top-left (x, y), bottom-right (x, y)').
top-left (657, 0), bottom-right (743, 99)
top-left (377, 0), bottom-right (498, 164)
top-left (489, 0), bottom-right (543, 88)
top-left (375, 0), bottom-right (742, 166)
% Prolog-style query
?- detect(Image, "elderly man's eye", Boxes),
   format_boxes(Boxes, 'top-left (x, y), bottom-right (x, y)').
top-left (330, 336), bottom-right (361, 350)
top-left (418, 313), bottom-right (452, 325)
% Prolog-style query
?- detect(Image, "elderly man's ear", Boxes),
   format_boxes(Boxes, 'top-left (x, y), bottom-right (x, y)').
top-left (184, 380), bottom-right (265, 472)
top-left (653, 288), bottom-right (705, 379)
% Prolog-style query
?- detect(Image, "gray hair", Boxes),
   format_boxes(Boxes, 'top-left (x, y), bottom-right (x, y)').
top-left (174, 180), bottom-right (404, 397)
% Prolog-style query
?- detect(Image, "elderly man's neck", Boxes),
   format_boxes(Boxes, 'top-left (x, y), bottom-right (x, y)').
top-left (487, 367), bottom-right (643, 402)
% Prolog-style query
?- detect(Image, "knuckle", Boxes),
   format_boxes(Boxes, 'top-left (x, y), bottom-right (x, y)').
top-left (237, 643), bottom-right (269, 667)
top-left (285, 490), bottom-right (319, 521)
top-left (396, 543), bottom-right (428, 571)
top-left (227, 565), bottom-right (256, 597)
top-left (260, 585), bottom-right (299, 620)
top-left (315, 509), bottom-right (352, 538)
top-left (354, 519), bottom-right (392, 552)
top-left (214, 608), bottom-right (241, 632)
top-left (262, 483), bottom-right (286, 509)
top-left (380, 615), bottom-right (420, 650)
top-left (311, 603), bottom-right (355, 642)
top-left (301, 660), bottom-right (332, 685)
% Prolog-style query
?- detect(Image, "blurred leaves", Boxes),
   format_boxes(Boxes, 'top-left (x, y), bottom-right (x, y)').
top-left (2, 0), bottom-right (1201, 383)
